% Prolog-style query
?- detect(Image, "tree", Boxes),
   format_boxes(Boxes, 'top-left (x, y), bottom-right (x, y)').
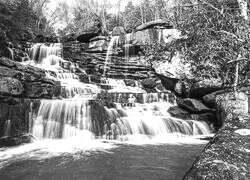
top-left (72, 0), bottom-right (112, 34)
top-left (169, 0), bottom-right (250, 88)
top-left (122, 1), bottom-right (142, 31)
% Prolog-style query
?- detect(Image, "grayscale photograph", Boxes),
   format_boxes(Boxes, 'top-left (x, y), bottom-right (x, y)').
top-left (0, 0), bottom-right (249, 179)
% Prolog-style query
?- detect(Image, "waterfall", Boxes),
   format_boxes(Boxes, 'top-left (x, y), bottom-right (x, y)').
top-left (29, 43), bottom-right (62, 63)
top-left (27, 43), bottom-right (101, 98)
top-left (7, 48), bottom-right (14, 60)
top-left (32, 100), bottom-right (94, 139)
top-left (25, 39), bottom-right (211, 142)
top-left (3, 120), bottom-right (11, 137)
top-left (31, 96), bottom-right (211, 140)
top-left (125, 33), bottom-right (132, 62)
top-left (103, 36), bottom-right (120, 76)
top-left (54, 72), bottom-right (100, 99)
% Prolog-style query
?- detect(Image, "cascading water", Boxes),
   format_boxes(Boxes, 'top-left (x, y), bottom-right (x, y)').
top-left (7, 48), bottom-right (14, 60)
top-left (103, 36), bottom-right (120, 76)
top-left (56, 72), bottom-right (100, 99)
top-left (125, 33), bottom-right (132, 62)
top-left (0, 36), bottom-right (213, 180)
top-left (25, 41), bottom-right (211, 142)
top-left (27, 43), bottom-right (101, 98)
top-left (3, 120), bottom-right (11, 137)
top-left (31, 93), bottom-right (211, 141)
top-left (106, 78), bottom-right (144, 93)
top-left (29, 43), bottom-right (62, 63)
top-left (32, 100), bottom-right (93, 139)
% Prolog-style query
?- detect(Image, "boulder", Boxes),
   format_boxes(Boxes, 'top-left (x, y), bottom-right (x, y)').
top-left (90, 36), bottom-right (108, 42)
top-left (62, 33), bottom-right (78, 42)
top-left (87, 39), bottom-right (108, 52)
top-left (141, 78), bottom-right (158, 89)
top-left (124, 79), bottom-right (137, 87)
top-left (0, 57), bottom-right (61, 99)
top-left (203, 89), bottom-right (226, 107)
top-left (156, 73), bottom-right (179, 92)
top-left (0, 77), bottom-right (24, 95)
top-left (190, 78), bottom-right (223, 98)
top-left (178, 98), bottom-right (213, 114)
top-left (168, 106), bottom-right (191, 120)
top-left (0, 134), bottom-right (36, 147)
top-left (174, 80), bottom-right (191, 97)
top-left (76, 19), bottom-right (101, 43)
top-left (25, 81), bottom-right (61, 98)
top-left (135, 19), bottom-right (173, 32)
top-left (131, 29), bottom-right (158, 45)
top-left (215, 92), bottom-right (248, 127)
top-left (184, 92), bottom-right (249, 180)
top-left (190, 113), bottom-right (218, 131)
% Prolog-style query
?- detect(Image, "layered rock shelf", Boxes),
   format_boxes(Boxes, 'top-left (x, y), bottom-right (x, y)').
top-left (0, 57), bottom-right (61, 100)
top-left (71, 53), bottom-right (152, 79)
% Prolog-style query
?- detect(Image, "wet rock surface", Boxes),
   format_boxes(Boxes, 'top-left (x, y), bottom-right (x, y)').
top-left (190, 79), bottom-right (223, 98)
top-left (167, 106), bottom-right (191, 120)
top-left (184, 92), bottom-right (250, 180)
top-left (177, 98), bottom-right (213, 114)
top-left (0, 134), bottom-right (36, 147)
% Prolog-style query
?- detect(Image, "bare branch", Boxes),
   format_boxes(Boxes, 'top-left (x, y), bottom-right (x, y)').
top-left (198, 0), bottom-right (224, 15)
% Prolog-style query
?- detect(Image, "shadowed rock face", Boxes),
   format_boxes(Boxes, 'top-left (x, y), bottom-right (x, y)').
top-left (184, 92), bottom-right (250, 180)
top-left (76, 19), bottom-right (102, 43)
top-left (0, 134), bottom-right (36, 147)
top-left (177, 98), bottom-right (213, 114)
top-left (167, 106), bottom-right (191, 120)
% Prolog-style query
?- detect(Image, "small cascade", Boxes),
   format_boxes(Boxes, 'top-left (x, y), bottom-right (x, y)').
top-left (32, 100), bottom-right (94, 139)
top-left (27, 43), bottom-right (101, 98)
top-left (29, 43), bottom-right (62, 63)
top-left (54, 72), bottom-right (100, 99)
top-left (56, 72), bottom-right (79, 80)
top-left (3, 120), bottom-right (11, 137)
top-left (125, 33), bottom-right (132, 62)
top-left (7, 48), bottom-right (14, 60)
top-left (103, 36), bottom-right (120, 76)
top-left (106, 103), bottom-right (211, 139)
top-left (106, 78), bottom-right (145, 93)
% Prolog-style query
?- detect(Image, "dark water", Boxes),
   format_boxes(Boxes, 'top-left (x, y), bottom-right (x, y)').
top-left (0, 139), bottom-right (206, 180)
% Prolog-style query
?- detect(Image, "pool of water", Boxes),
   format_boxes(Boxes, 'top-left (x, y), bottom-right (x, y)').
top-left (0, 138), bottom-right (208, 180)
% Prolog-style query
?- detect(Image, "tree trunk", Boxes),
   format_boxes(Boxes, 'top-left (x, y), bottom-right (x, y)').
top-left (237, 0), bottom-right (248, 20)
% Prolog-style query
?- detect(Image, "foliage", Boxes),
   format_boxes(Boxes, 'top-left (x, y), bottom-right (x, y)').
top-left (175, 0), bottom-right (250, 87)
top-left (0, 0), bottom-right (56, 43)
top-left (142, 0), bottom-right (249, 87)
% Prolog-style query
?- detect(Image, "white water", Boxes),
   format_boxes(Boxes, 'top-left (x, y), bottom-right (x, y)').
top-left (7, 48), bottom-right (14, 60)
top-left (125, 33), bottom-right (132, 62)
top-left (29, 43), bottom-right (62, 63)
top-left (106, 78), bottom-right (145, 93)
top-left (27, 43), bottom-right (101, 98)
top-left (3, 120), bottom-right (11, 137)
top-left (32, 100), bottom-right (94, 139)
top-left (25, 42), bottom-right (211, 143)
top-left (31, 98), bottom-right (211, 141)
top-left (103, 36), bottom-right (120, 76)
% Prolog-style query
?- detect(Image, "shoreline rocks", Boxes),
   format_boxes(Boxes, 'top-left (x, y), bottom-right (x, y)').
top-left (183, 92), bottom-right (250, 180)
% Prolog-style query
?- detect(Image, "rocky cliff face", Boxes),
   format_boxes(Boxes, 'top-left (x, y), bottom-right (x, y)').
top-left (183, 92), bottom-right (250, 180)
top-left (0, 56), bottom-right (61, 140)
top-left (0, 57), bottom-right (61, 99)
